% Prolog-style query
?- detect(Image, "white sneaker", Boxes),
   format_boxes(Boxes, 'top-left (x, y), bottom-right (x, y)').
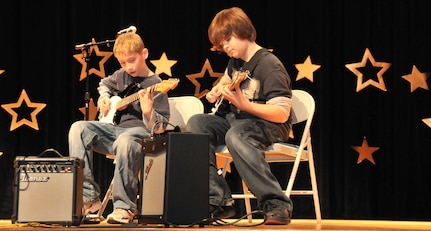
top-left (83, 199), bottom-right (102, 215)
top-left (107, 208), bottom-right (135, 224)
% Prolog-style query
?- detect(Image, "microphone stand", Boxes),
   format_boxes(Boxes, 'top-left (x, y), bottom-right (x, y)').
top-left (75, 39), bottom-right (115, 120)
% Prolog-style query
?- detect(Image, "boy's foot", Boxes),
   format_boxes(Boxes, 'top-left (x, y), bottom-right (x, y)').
top-left (209, 205), bottom-right (236, 220)
top-left (83, 199), bottom-right (102, 215)
top-left (262, 203), bottom-right (292, 225)
top-left (107, 208), bottom-right (135, 224)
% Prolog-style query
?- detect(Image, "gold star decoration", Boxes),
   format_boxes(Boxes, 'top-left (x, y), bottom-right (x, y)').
top-left (422, 118), bottom-right (431, 128)
top-left (345, 48), bottom-right (391, 92)
top-left (0, 70), bottom-right (4, 75)
top-left (352, 136), bottom-right (380, 165)
top-left (216, 155), bottom-right (232, 174)
top-left (73, 38), bottom-right (113, 81)
top-left (295, 55), bottom-right (321, 82)
top-left (150, 52), bottom-right (177, 77)
top-left (402, 65), bottom-right (429, 92)
top-left (186, 59), bottom-right (223, 98)
top-left (1, 89), bottom-right (46, 131)
top-left (79, 98), bottom-right (98, 121)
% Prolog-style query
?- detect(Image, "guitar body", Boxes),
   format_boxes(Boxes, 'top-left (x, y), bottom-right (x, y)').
top-left (99, 83), bottom-right (141, 125)
top-left (214, 100), bottom-right (231, 117)
top-left (99, 96), bottom-right (121, 124)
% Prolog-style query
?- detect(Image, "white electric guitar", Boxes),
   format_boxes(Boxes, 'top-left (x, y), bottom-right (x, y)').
top-left (99, 79), bottom-right (179, 124)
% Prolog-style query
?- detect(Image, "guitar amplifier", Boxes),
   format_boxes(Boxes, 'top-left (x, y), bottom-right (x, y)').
top-left (139, 132), bottom-right (209, 226)
top-left (11, 156), bottom-right (84, 226)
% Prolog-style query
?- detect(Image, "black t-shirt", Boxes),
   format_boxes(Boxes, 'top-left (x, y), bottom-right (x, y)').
top-left (227, 48), bottom-right (292, 113)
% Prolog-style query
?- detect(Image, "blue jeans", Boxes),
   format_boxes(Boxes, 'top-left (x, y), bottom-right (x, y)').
top-left (68, 121), bottom-right (148, 213)
top-left (185, 112), bottom-right (292, 209)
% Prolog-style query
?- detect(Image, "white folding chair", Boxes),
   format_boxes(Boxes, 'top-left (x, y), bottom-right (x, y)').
top-left (166, 96), bottom-right (204, 131)
top-left (94, 96), bottom-right (204, 219)
top-left (215, 89), bottom-right (321, 224)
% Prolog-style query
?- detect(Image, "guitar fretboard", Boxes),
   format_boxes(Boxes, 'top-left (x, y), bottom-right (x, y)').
top-left (115, 79), bottom-right (179, 111)
top-left (116, 92), bottom-right (141, 111)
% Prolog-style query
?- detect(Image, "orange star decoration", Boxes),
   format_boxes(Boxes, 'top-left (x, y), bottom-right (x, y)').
top-left (216, 154), bottom-right (233, 174)
top-left (73, 38), bottom-right (113, 81)
top-left (1, 89), bottom-right (46, 131)
top-left (352, 136), bottom-right (380, 165)
top-left (79, 98), bottom-right (98, 121)
top-left (345, 48), bottom-right (391, 92)
top-left (0, 70), bottom-right (4, 75)
top-left (186, 59), bottom-right (223, 98)
top-left (295, 55), bottom-right (321, 82)
top-left (150, 52), bottom-right (177, 77)
top-left (402, 65), bottom-right (429, 92)
top-left (422, 118), bottom-right (431, 128)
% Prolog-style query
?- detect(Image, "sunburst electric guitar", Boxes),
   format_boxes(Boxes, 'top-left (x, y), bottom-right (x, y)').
top-left (99, 78), bottom-right (179, 124)
top-left (211, 70), bottom-right (250, 115)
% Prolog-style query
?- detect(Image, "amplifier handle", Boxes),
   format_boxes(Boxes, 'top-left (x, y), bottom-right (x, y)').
top-left (37, 148), bottom-right (64, 158)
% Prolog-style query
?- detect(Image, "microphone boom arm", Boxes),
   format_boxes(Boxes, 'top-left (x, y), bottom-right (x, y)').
top-left (75, 39), bottom-right (116, 50)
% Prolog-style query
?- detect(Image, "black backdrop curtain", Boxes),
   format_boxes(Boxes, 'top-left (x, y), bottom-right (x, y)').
top-left (1, 0), bottom-right (431, 220)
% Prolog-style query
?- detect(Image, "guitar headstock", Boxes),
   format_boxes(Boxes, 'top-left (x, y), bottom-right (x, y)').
top-left (229, 70), bottom-right (250, 90)
top-left (155, 78), bottom-right (180, 94)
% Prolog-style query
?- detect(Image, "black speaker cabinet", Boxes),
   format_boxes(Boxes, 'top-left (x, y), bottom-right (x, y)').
top-left (12, 156), bottom-right (84, 226)
top-left (139, 132), bottom-right (209, 226)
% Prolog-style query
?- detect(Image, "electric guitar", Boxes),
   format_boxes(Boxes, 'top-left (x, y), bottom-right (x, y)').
top-left (99, 78), bottom-right (179, 124)
top-left (211, 70), bottom-right (250, 115)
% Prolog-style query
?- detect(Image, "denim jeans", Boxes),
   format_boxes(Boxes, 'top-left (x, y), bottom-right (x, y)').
top-left (185, 112), bottom-right (292, 209)
top-left (68, 120), bottom-right (149, 213)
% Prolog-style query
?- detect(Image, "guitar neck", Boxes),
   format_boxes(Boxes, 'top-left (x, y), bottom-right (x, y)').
top-left (210, 71), bottom-right (249, 114)
top-left (115, 92), bottom-right (141, 111)
top-left (228, 70), bottom-right (249, 90)
top-left (115, 88), bottom-right (164, 111)
top-left (115, 79), bottom-right (178, 111)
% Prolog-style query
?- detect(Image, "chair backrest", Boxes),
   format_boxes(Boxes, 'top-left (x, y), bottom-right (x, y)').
top-left (168, 96), bottom-right (204, 131)
top-left (291, 89), bottom-right (315, 125)
top-left (289, 89), bottom-right (315, 149)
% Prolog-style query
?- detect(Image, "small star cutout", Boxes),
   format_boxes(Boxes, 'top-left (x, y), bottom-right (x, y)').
top-left (216, 155), bottom-right (232, 174)
top-left (402, 65), bottom-right (429, 92)
top-left (79, 98), bottom-right (98, 121)
top-left (422, 118), bottom-right (431, 128)
top-left (73, 38), bottom-right (113, 81)
top-left (1, 89), bottom-right (46, 131)
top-left (352, 136), bottom-right (380, 165)
top-left (150, 52), bottom-right (177, 77)
top-left (295, 55), bottom-right (321, 82)
top-left (345, 48), bottom-right (391, 92)
top-left (186, 59), bottom-right (223, 98)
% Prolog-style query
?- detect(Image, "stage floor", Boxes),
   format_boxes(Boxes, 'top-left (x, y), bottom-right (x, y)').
top-left (1, 219), bottom-right (431, 230)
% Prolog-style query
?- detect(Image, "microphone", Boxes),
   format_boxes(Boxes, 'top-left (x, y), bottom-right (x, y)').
top-left (74, 42), bottom-right (93, 50)
top-left (74, 39), bottom-right (116, 50)
top-left (117, 26), bottom-right (137, 35)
